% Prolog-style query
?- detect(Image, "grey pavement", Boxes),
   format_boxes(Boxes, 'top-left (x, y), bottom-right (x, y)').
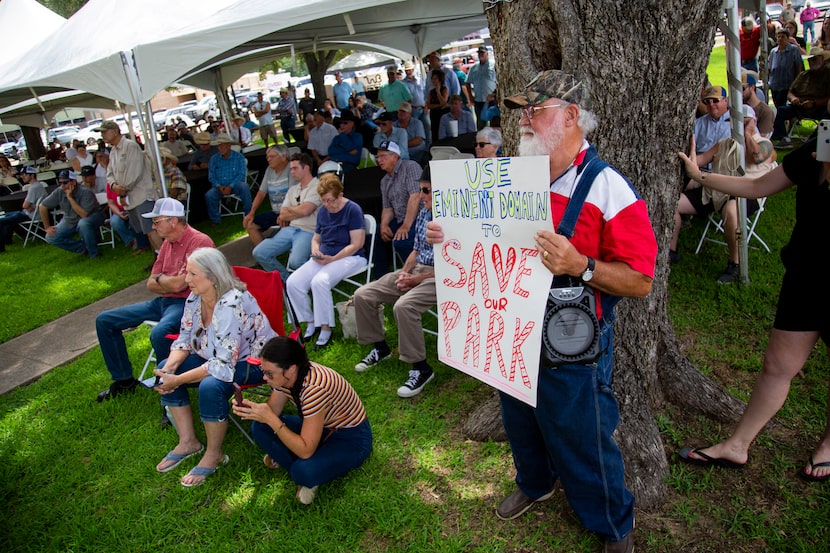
top-left (0, 235), bottom-right (256, 396)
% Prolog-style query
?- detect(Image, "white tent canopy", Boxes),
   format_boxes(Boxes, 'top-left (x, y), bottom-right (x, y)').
top-left (330, 51), bottom-right (402, 73)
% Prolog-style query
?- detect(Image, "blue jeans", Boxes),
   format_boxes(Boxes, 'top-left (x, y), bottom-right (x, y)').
top-left (158, 355), bottom-right (263, 422)
top-left (46, 211), bottom-right (106, 257)
top-left (280, 117), bottom-right (296, 142)
top-left (205, 182), bottom-right (252, 224)
top-left (805, 20), bottom-right (816, 44)
top-left (372, 218), bottom-right (414, 279)
top-left (252, 226), bottom-right (313, 275)
top-left (251, 417), bottom-right (372, 488)
top-left (498, 324), bottom-right (634, 542)
top-left (110, 213), bottom-right (136, 246)
top-left (95, 297), bottom-right (186, 382)
top-left (0, 211), bottom-right (30, 247)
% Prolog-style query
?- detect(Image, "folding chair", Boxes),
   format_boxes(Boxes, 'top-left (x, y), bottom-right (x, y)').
top-left (450, 152), bottom-right (475, 160)
top-left (21, 197), bottom-right (50, 246)
top-left (430, 146), bottom-right (461, 161)
top-left (332, 214), bottom-right (377, 301)
top-left (183, 182), bottom-right (192, 222)
top-left (95, 192), bottom-right (115, 249)
top-left (695, 197), bottom-right (770, 254)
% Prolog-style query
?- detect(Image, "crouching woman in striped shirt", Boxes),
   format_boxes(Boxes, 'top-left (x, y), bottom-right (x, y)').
top-left (232, 336), bottom-right (372, 504)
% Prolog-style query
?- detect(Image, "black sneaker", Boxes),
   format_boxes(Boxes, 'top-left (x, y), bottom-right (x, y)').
top-left (668, 250), bottom-right (681, 264)
top-left (717, 261), bottom-right (739, 284)
top-left (355, 348), bottom-right (392, 372)
top-left (96, 378), bottom-right (139, 402)
top-left (495, 487), bottom-right (555, 520)
top-left (397, 367), bottom-right (434, 398)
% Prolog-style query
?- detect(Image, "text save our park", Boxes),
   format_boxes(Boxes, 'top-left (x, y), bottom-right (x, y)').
top-left (431, 156), bottom-right (552, 407)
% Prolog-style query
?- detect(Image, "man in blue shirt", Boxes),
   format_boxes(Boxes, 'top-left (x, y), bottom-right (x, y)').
top-left (438, 95), bottom-right (477, 139)
top-left (332, 71), bottom-right (353, 110)
top-left (327, 110), bottom-right (363, 172)
top-left (205, 133), bottom-right (252, 224)
top-left (465, 46), bottom-right (498, 129)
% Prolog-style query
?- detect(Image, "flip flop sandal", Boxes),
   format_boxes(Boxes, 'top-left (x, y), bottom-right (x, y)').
top-left (677, 447), bottom-right (746, 470)
top-left (798, 455), bottom-right (830, 482)
top-left (181, 454), bottom-right (229, 487)
top-left (263, 454), bottom-right (280, 470)
top-left (156, 445), bottom-right (204, 473)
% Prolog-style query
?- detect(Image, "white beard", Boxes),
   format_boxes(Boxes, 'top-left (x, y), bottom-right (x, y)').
top-left (518, 117), bottom-right (564, 157)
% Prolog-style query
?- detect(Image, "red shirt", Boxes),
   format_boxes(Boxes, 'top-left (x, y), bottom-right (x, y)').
top-left (151, 225), bottom-right (215, 298)
top-left (740, 26), bottom-right (761, 61)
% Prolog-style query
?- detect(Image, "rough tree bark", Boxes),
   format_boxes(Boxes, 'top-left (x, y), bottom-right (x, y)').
top-left (461, 0), bottom-right (747, 510)
top-left (303, 51), bottom-right (339, 109)
top-left (20, 127), bottom-right (46, 160)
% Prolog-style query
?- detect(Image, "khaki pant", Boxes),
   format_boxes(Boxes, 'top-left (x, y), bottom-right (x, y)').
top-left (353, 263), bottom-right (435, 363)
top-left (259, 123), bottom-right (278, 144)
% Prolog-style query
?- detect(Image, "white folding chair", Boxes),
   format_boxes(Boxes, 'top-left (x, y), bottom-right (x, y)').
top-left (430, 146), bottom-right (461, 161)
top-left (333, 214), bottom-right (377, 301)
top-left (695, 197), bottom-right (770, 254)
top-left (95, 192), bottom-right (116, 249)
top-left (21, 197), bottom-right (50, 246)
top-left (183, 182), bottom-right (192, 221)
top-left (450, 152), bottom-right (474, 159)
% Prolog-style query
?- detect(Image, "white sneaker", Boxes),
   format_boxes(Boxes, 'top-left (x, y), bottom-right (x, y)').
top-left (355, 348), bottom-right (391, 372)
top-left (296, 485), bottom-right (319, 505)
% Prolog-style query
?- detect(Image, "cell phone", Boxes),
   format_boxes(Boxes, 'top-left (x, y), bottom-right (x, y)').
top-left (311, 254), bottom-right (323, 259)
top-left (233, 382), bottom-right (244, 406)
top-left (141, 375), bottom-right (161, 389)
top-left (817, 119), bottom-right (830, 163)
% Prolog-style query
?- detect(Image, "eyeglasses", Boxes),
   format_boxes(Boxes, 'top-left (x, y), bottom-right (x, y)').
top-left (58, 180), bottom-right (70, 185)
top-left (475, 142), bottom-right (491, 148)
top-left (702, 98), bottom-right (723, 105)
top-left (520, 103), bottom-right (564, 120)
top-left (151, 217), bottom-right (173, 226)
top-left (321, 197), bottom-right (337, 205)
top-left (420, 187), bottom-right (432, 194)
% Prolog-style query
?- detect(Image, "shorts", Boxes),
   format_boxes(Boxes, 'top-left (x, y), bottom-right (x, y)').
top-left (253, 210), bottom-right (278, 232)
top-left (128, 199), bottom-right (156, 234)
top-left (259, 123), bottom-right (278, 142)
top-left (685, 186), bottom-right (759, 218)
top-left (774, 269), bottom-right (830, 345)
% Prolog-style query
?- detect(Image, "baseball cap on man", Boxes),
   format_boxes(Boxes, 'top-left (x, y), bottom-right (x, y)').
top-left (338, 110), bottom-right (357, 123)
top-left (94, 120), bottom-right (120, 132)
top-left (58, 169), bottom-right (76, 181)
top-left (141, 197), bottom-right (185, 219)
top-left (377, 140), bottom-right (401, 156)
top-left (503, 70), bottom-right (592, 110)
top-left (386, 65), bottom-right (398, 73)
top-left (742, 72), bottom-right (758, 86)
top-left (80, 165), bottom-right (96, 176)
top-left (376, 111), bottom-right (395, 122)
top-left (19, 165), bottom-right (37, 175)
top-left (701, 86), bottom-right (727, 101)
top-left (477, 45), bottom-right (488, 53)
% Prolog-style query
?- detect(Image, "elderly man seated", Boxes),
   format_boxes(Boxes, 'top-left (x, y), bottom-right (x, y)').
top-left (373, 112), bottom-right (410, 160)
top-left (205, 133), bottom-right (252, 224)
top-left (438, 94), bottom-right (477, 140)
top-left (39, 169), bottom-right (106, 259)
top-left (160, 148), bottom-right (188, 202)
top-left (162, 127), bottom-right (191, 158)
top-left (188, 132), bottom-right (218, 171)
top-left (0, 166), bottom-right (47, 252)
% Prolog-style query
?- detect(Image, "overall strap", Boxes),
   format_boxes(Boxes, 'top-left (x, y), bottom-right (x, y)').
top-left (556, 145), bottom-right (607, 238)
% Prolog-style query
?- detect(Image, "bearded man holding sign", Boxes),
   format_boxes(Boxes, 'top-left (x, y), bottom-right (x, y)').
top-left (426, 70), bottom-right (657, 552)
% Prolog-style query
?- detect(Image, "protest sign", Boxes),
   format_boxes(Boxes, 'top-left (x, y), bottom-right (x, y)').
top-left (430, 156), bottom-right (551, 407)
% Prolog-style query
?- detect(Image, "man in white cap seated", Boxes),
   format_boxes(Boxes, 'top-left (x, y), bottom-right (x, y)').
top-left (205, 132), bottom-right (252, 224)
top-left (670, 103), bottom-right (776, 283)
top-left (39, 169), bottom-right (106, 259)
top-left (95, 197), bottom-right (214, 405)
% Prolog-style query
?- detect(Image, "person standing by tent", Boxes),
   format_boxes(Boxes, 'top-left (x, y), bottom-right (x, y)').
top-left (251, 91), bottom-right (278, 149)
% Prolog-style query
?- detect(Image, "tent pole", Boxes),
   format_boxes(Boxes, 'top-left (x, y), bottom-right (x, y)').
top-left (120, 50), bottom-right (166, 197)
top-left (722, 1), bottom-right (750, 284)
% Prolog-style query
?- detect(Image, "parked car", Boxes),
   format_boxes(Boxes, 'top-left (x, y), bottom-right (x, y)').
top-left (73, 119), bottom-right (103, 146)
top-left (186, 95), bottom-right (217, 122)
top-left (48, 125), bottom-right (81, 145)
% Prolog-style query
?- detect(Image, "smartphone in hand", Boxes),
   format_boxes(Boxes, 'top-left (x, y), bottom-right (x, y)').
top-left (233, 382), bottom-right (244, 406)
top-left (818, 120), bottom-right (830, 162)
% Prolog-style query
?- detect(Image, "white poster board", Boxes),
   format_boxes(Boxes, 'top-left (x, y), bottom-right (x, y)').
top-left (430, 156), bottom-right (552, 407)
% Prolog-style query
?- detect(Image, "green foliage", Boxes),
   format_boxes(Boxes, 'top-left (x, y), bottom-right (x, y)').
top-left (39, 0), bottom-right (86, 18)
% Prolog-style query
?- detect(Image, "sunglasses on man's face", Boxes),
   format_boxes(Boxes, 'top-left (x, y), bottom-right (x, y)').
top-left (702, 98), bottom-right (723, 105)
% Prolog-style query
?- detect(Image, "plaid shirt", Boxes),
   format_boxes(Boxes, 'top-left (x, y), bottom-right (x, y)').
top-left (208, 149), bottom-right (246, 188)
top-left (412, 207), bottom-right (434, 266)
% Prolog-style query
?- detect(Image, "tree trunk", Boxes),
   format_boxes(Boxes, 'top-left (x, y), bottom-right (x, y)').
top-left (21, 126), bottom-right (46, 160)
top-left (303, 51), bottom-right (339, 109)
top-left (464, 0), bottom-right (747, 510)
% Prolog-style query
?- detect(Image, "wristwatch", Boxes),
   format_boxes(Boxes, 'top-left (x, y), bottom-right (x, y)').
top-left (581, 257), bottom-right (595, 282)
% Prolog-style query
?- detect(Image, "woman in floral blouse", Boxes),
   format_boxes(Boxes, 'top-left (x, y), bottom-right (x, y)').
top-left (153, 247), bottom-right (276, 486)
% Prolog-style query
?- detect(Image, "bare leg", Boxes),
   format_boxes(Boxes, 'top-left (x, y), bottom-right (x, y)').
top-left (180, 420), bottom-right (228, 486)
top-left (246, 220), bottom-right (265, 245)
top-left (722, 199), bottom-right (739, 264)
top-left (690, 329), bottom-right (820, 464)
top-left (156, 405), bottom-right (202, 471)
top-left (805, 345), bottom-right (830, 478)
top-left (670, 192), bottom-right (697, 252)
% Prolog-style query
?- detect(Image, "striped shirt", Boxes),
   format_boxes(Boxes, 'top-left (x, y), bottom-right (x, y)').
top-left (274, 363), bottom-right (367, 429)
